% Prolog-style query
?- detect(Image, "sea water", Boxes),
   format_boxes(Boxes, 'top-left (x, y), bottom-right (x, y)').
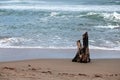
top-left (0, 0), bottom-right (120, 50)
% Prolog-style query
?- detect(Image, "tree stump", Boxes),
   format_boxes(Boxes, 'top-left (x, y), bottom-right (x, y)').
top-left (72, 32), bottom-right (90, 63)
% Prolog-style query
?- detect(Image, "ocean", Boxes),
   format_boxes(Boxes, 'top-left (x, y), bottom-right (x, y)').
top-left (0, 0), bottom-right (120, 50)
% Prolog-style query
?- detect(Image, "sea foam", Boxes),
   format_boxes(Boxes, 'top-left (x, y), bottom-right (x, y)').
top-left (94, 25), bottom-right (119, 29)
top-left (0, 5), bottom-right (120, 12)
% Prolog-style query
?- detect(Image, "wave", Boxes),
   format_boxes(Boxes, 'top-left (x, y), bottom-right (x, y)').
top-left (90, 45), bottom-right (120, 51)
top-left (82, 12), bottom-right (120, 21)
top-left (102, 12), bottom-right (120, 21)
top-left (0, 37), bottom-right (31, 47)
top-left (0, 45), bottom-right (120, 51)
top-left (0, 37), bottom-right (120, 51)
top-left (50, 12), bottom-right (60, 17)
top-left (0, 0), bottom-right (46, 4)
top-left (94, 25), bottom-right (120, 29)
top-left (0, 5), bottom-right (120, 11)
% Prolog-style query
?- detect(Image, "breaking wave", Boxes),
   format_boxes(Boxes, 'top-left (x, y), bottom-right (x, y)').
top-left (102, 12), bottom-right (120, 21)
top-left (0, 0), bottom-right (46, 4)
top-left (50, 12), bottom-right (60, 17)
top-left (94, 25), bottom-right (120, 29)
top-left (82, 12), bottom-right (120, 21)
top-left (0, 37), bottom-right (120, 51)
top-left (0, 37), bottom-right (31, 47)
top-left (0, 5), bottom-right (120, 12)
top-left (90, 45), bottom-right (120, 51)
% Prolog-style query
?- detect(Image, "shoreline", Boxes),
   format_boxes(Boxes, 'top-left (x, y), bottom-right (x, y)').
top-left (0, 48), bottom-right (120, 80)
top-left (0, 47), bottom-right (120, 51)
top-left (0, 48), bottom-right (120, 62)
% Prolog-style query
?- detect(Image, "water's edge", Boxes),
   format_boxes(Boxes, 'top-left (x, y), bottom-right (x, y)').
top-left (0, 48), bottom-right (120, 62)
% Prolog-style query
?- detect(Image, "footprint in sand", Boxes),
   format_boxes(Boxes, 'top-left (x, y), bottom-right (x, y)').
top-left (58, 73), bottom-right (77, 77)
top-left (28, 64), bottom-right (31, 67)
top-left (58, 73), bottom-right (69, 76)
top-left (90, 74), bottom-right (104, 80)
top-left (3, 67), bottom-right (15, 70)
top-left (78, 73), bottom-right (88, 76)
top-left (41, 71), bottom-right (52, 74)
top-left (94, 74), bottom-right (103, 78)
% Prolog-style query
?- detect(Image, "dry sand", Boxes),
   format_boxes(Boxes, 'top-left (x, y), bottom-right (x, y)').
top-left (0, 59), bottom-right (120, 80)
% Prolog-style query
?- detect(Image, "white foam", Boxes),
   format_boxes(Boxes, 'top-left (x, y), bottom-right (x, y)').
top-left (0, 37), bottom-right (120, 51)
top-left (90, 45), bottom-right (120, 51)
top-left (50, 12), bottom-right (59, 17)
top-left (85, 12), bottom-right (120, 21)
top-left (0, 0), bottom-right (21, 3)
top-left (0, 44), bottom-right (120, 51)
top-left (0, 5), bottom-right (120, 11)
top-left (86, 12), bottom-right (98, 16)
top-left (102, 12), bottom-right (120, 21)
top-left (0, 45), bottom-right (76, 49)
top-left (85, 12), bottom-right (120, 29)
top-left (94, 25), bottom-right (119, 29)
top-left (0, 37), bottom-right (31, 47)
top-left (0, 0), bottom-right (46, 4)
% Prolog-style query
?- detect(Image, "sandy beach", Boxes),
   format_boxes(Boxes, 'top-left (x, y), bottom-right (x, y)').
top-left (0, 0), bottom-right (120, 80)
top-left (0, 59), bottom-right (120, 80)
top-left (0, 48), bottom-right (120, 80)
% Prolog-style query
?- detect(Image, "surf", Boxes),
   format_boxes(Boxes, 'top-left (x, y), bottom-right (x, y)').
top-left (0, 5), bottom-right (120, 12)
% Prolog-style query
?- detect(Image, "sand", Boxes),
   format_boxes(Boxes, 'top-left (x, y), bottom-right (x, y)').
top-left (0, 59), bottom-right (120, 80)
top-left (0, 48), bottom-right (120, 62)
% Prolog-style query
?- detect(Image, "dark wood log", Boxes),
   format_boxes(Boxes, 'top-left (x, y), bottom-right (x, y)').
top-left (83, 32), bottom-right (88, 47)
top-left (81, 32), bottom-right (90, 63)
top-left (72, 40), bottom-right (82, 62)
top-left (72, 32), bottom-right (90, 63)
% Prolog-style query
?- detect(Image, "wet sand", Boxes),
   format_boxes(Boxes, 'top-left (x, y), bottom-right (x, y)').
top-left (0, 48), bottom-right (120, 62)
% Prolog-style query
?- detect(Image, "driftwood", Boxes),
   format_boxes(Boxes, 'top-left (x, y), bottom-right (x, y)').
top-left (72, 32), bottom-right (90, 63)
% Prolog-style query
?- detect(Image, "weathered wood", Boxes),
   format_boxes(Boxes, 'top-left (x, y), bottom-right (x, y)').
top-left (72, 40), bottom-right (82, 62)
top-left (81, 32), bottom-right (90, 63)
top-left (72, 32), bottom-right (90, 63)
top-left (83, 32), bottom-right (88, 47)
